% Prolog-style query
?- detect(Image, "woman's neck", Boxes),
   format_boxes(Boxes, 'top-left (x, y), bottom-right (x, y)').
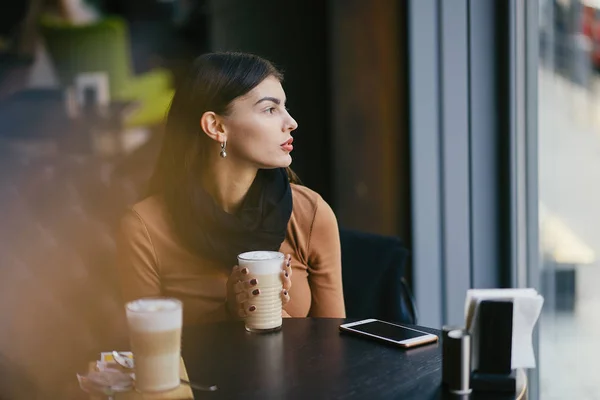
top-left (202, 160), bottom-right (258, 215)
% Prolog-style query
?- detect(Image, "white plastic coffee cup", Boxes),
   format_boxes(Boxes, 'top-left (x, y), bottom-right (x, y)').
top-left (237, 251), bottom-right (285, 333)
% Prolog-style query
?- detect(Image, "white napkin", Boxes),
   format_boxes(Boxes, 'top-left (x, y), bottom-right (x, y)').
top-left (464, 288), bottom-right (544, 370)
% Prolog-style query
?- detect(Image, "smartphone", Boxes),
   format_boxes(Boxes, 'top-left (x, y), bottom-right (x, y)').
top-left (339, 319), bottom-right (439, 348)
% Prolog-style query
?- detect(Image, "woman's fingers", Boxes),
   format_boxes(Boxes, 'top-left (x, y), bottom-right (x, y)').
top-left (280, 255), bottom-right (292, 306)
top-left (237, 287), bottom-right (261, 302)
top-left (281, 288), bottom-right (290, 304)
top-left (236, 291), bottom-right (248, 303)
top-left (281, 254), bottom-right (293, 290)
top-left (235, 266), bottom-right (249, 280)
top-left (281, 270), bottom-right (292, 290)
top-left (228, 265), bottom-right (253, 318)
top-left (231, 266), bottom-right (248, 283)
top-left (238, 304), bottom-right (257, 318)
top-left (228, 266), bottom-right (248, 290)
top-left (227, 265), bottom-right (240, 290)
top-left (234, 278), bottom-right (258, 294)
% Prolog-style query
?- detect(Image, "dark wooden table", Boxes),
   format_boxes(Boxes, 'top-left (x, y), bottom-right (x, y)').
top-left (181, 318), bottom-right (526, 400)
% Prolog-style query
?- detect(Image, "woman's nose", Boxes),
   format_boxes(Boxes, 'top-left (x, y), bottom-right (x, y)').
top-left (286, 113), bottom-right (298, 131)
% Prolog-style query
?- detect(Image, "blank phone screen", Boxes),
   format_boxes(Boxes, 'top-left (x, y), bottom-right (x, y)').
top-left (349, 321), bottom-right (429, 341)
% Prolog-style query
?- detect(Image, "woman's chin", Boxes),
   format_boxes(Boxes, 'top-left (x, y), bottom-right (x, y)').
top-left (282, 154), bottom-right (293, 166)
top-left (256, 154), bottom-right (292, 170)
top-left (272, 155), bottom-right (293, 168)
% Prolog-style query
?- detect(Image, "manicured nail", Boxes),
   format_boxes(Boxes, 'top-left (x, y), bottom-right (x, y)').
top-left (284, 271), bottom-right (289, 278)
top-left (283, 290), bottom-right (288, 296)
top-left (250, 278), bottom-right (258, 285)
top-left (241, 268), bottom-right (249, 275)
top-left (249, 305), bottom-right (256, 312)
top-left (252, 289), bottom-right (260, 296)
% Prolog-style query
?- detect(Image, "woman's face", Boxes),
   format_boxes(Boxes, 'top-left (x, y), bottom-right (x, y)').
top-left (222, 76), bottom-right (298, 169)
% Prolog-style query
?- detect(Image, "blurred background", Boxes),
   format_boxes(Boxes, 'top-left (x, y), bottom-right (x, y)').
top-left (0, 0), bottom-right (596, 398)
top-left (539, 0), bottom-right (600, 399)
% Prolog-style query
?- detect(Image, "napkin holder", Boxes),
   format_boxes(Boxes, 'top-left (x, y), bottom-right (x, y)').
top-left (470, 299), bottom-right (517, 394)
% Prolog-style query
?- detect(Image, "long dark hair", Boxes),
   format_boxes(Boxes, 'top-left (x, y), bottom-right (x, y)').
top-left (148, 52), bottom-right (300, 200)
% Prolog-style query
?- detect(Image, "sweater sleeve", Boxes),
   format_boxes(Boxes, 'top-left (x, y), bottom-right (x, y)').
top-left (306, 195), bottom-right (346, 317)
top-left (116, 209), bottom-right (162, 303)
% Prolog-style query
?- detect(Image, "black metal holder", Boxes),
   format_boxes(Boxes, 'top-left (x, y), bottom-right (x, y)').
top-left (471, 369), bottom-right (517, 393)
top-left (470, 299), bottom-right (516, 394)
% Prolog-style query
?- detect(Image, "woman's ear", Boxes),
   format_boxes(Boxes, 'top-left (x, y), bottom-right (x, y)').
top-left (200, 111), bottom-right (227, 142)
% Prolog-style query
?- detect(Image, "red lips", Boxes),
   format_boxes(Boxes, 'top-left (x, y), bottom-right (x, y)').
top-left (281, 137), bottom-right (294, 152)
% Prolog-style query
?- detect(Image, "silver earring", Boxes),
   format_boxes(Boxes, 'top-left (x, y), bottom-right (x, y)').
top-left (220, 141), bottom-right (227, 158)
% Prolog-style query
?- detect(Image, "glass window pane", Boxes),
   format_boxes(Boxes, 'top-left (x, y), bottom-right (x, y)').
top-left (538, 0), bottom-right (600, 398)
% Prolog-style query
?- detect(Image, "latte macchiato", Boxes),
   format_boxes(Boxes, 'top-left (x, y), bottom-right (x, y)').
top-left (126, 298), bottom-right (182, 392)
top-left (238, 251), bottom-right (284, 332)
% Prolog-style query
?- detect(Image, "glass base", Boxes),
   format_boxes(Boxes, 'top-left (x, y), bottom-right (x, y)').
top-left (134, 379), bottom-right (180, 393)
top-left (245, 324), bottom-right (282, 333)
top-left (135, 383), bottom-right (180, 394)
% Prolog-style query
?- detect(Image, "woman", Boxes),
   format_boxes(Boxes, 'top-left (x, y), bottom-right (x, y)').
top-left (117, 52), bottom-right (345, 325)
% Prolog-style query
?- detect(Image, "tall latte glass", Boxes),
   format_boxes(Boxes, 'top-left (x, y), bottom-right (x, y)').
top-left (237, 251), bottom-right (284, 333)
top-left (125, 298), bottom-right (182, 392)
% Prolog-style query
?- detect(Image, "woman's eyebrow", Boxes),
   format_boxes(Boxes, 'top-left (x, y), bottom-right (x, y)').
top-left (254, 96), bottom-right (285, 106)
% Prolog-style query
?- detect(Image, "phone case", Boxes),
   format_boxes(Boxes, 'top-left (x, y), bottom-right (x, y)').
top-left (339, 319), bottom-right (438, 348)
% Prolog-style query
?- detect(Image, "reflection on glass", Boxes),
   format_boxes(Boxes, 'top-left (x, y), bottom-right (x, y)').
top-left (538, 0), bottom-right (600, 398)
top-left (76, 370), bottom-right (133, 400)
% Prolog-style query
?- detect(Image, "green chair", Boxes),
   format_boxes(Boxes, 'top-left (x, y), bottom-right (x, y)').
top-left (39, 15), bottom-right (174, 128)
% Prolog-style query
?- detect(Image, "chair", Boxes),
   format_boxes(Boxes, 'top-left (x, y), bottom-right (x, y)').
top-left (339, 228), bottom-right (418, 325)
top-left (39, 15), bottom-right (174, 128)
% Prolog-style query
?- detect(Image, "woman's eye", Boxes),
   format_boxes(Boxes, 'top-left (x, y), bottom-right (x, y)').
top-left (266, 107), bottom-right (276, 114)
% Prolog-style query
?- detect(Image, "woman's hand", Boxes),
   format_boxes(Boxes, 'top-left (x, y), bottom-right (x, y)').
top-left (227, 254), bottom-right (293, 318)
top-left (281, 254), bottom-right (292, 304)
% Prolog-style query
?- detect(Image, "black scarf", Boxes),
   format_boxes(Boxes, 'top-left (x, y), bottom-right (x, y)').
top-left (169, 168), bottom-right (293, 268)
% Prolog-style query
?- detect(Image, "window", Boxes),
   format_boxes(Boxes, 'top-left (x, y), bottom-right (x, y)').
top-left (536, 0), bottom-right (600, 398)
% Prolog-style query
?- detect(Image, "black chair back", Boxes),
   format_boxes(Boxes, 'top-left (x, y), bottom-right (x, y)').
top-left (339, 228), bottom-right (417, 325)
